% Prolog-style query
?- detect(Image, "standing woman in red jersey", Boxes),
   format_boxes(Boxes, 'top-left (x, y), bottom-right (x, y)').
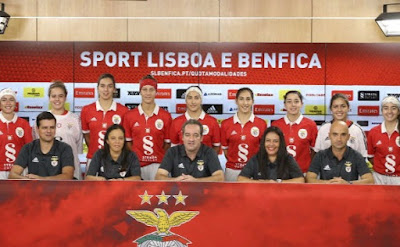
top-left (271, 91), bottom-right (318, 174)
top-left (0, 88), bottom-right (32, 179)
top-left (81, 73), bottom-right (129, 172)
top-left (123, 75), bottom-right (172, 180)
top-left (221, 87), bottom-right (267, 181)
top-left (170, 86), bottom-right (221, 154)
top-left (368, 96), bottom-right (400, 185)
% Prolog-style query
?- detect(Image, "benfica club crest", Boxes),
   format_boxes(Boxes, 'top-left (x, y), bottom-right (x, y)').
top-left (127, 190), bottom-right (199, 246)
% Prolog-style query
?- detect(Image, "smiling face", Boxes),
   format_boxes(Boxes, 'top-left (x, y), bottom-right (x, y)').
top-left (0, 95), bottom-right (16, 115)
top-left (236, 90), bottom-right (253, 114)
top-left (37, 119), bottom-right (56, 143)
top-left (49, 87), bottom-right (66, 112)
top-left (140, 85), bottom-right (156, 105)
top-left (382, 103), bottom-right (400, 123)
top-left (106, 129), bottom-right (125, 154)
top-left (284, 92), bottom-right (303, 117)
top-left (264, 132), bottom-right (280, 158)
top-left (331, 98), bottom-right (349, 121)
top-left (97, 77), bottom-right (115, 101)
top-left (185, 91), bottom-right (202, 113)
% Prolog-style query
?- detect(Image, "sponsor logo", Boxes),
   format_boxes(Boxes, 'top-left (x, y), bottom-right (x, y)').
top-left (113, 88), bottom-right (121, 98)
top-left (204, 92), bottom-right (222, 97)
top-left (228, 107), bottom-right (238, 112)
top-left (256, 93), bottom-right (274, 97)
top-left (358, 106), bottom-right (379, 116)
top-left (156, 89), bottom-right (172, 99)
top-left (228, 89), bottom-right (238, 99)
top-left (23, 88), bottom-right (44, 98)
top-left (203, 104), bottom-right (223, 114)
top-left (176, 89), bottom-right (187, 99)
top-left (74, 88), bottom-right (95, 98)
top-left (127, 91), bottom-right (140, 96)
top-left (304, 105), bottom-right (325, 115)
top-left (279, 90), bottom-right (300, 100)
top-left (357, 121), bottom-right (369, 127)
top-left (24, 105), bottom-right (43, 110)
top-left (254, 104), bottom-right (275, 115)
top-left (387, 93), bottom-right (400, 99)
top-left (306, 93), bottom-right (325, 97)
top-left (125, 103), bottom-right (139, 110)
top-left (176, 104), bottom-right (187, 114)
top-left (332, 90), bottom-right (353, 101)
top-left (358, 91), bottom-right (380, 101)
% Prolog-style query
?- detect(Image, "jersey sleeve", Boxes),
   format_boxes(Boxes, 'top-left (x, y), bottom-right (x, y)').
top-left (314, 128), bottom-right (325, 152)
top-left (205, 147), bottom-right (222, 174)
top-left (367, 128), bottom-right (375, 158)
top-left (163, 112), bottom-right (172, 143)
top-left (170, 119), bottom-right (180, 145)
top-left (239, 155), bottom-right (257, 179)
top-left (23, 121), bottom-right (33, 144)
top-left (354, 126), bottom-right (368, 158)
top-left (86, 150), bottom-right (102, 176)
top-left (211, 118), bottom-right (221, 147)
top-left (60, 143), bottom-right (75, 168)
top-left (80, 107), bottom-right (90, 133)
top-left (127, 151), bottom-right (141, 177)
top-left (159, 147), bottom-right (174, 172)
top-left (220, 120), bottom-right (229, 149)
top-left (307, 151), bottom-right (322, 175)
top-left (123, 112), bottom-right (133, 141)
top-left (15, 144), bottom-right (30, 169)
top-left (286, 155), bottom-right (303, 179)
top-left (309, 121), bottom-right (318, 148)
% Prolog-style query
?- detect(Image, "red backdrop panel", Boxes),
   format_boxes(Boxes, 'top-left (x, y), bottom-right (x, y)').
top-left (0, 181), bottom-right (399, 247)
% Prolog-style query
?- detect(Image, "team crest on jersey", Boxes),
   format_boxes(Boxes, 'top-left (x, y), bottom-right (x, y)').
top-left (15, 127), bottom-right (24, 138)
top-left (345, 161), bottom-right (352, 173)
top-left (251, 127), bottom-right (260, 137)
top-left (298, 129), bottom-right (307, 139)
top-left (112, 114), bottom-right (122, 124)
top-left (349, 136), bottom-right (355, 144)
top-left (51, 156), bottom-right (59, 167)
top-left (197, 160), bottom-right (204, 171)
top-left (155, 119), bottom-right (164, 130)
top-left (396, 137), bottom-right (400, 147)
top-left (202, 125), bottom-right (209, 135)
top-left (289, 137), bottom-right (294, 144)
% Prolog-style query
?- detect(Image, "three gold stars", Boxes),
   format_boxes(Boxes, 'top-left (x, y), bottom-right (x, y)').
top-left (139, 190), bottom-right (187, 205)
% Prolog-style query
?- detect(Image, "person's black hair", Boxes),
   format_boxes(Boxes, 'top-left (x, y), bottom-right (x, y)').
top-left (284, 90), bottom-right (303, 103)
top-left (330, 93), bottom-right (349, 109)
top-left (97, 73), bottom-right (116, 87)
top-left (236, 87), bottom-right (254, 101)
top-left (36, 111), bottom-right (56, 128)
top-left (102, 124), bottom-right (130, 172)
top-left (257, 126), bottom-right (290, 179)
top-left (181, 119), bottom-right (203, 137)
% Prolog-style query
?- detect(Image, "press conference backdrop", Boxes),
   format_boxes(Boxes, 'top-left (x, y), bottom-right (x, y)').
top-left (1, 42), bottom-right (399, 129)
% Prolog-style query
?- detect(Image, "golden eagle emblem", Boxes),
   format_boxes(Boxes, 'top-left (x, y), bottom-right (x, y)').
top-left (126, 208), bottom-right (199, 234)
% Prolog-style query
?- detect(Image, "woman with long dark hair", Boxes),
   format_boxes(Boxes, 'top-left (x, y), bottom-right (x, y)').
top-left (85, 124), bottom-right (141, 181)
top-left (238, 126), bottom-right (304, 183)
top-left (271, 90), bottom-right (318, 174)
